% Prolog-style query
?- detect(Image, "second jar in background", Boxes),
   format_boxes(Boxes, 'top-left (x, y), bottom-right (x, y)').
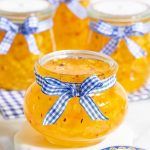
top-left (0, 0), bottom-right (56, 90)
top-left (87, 0), bottom-right (150, 92)
top-left (50, 0), bottom-right (90, 50)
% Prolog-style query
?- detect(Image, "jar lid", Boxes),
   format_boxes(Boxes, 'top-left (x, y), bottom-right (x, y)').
top-left (0, 0), bottom-right (55, 23)
top-left (88, 0), bottom-right (150, 23)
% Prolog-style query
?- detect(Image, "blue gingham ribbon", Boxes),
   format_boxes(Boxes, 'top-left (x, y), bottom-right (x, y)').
top-left (48, 0), bottom-right (87, 19)
top-left (0, 16), bottom-right (53, 55)
top-left (90, 21), bottom-right (150, 58)
top-left (35, 72), bottom-right (116, 125)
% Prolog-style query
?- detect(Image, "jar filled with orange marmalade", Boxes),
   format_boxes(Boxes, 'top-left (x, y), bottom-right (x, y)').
top-left (49, 0), bottom-right (89, 50)
top-left (87, 0), bottom-right (150, 92)
top-left (24, 50), bottom-right (127, 147)
top-left (0, 0), bottom-right (56, 90)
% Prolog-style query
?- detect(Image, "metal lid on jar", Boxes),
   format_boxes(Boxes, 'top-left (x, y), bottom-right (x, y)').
top-left (88, 0), bottom-right (150, 23)
top-left (0, 0), bottom-right (55, 23)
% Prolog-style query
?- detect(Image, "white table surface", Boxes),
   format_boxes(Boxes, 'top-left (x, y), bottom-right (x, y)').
top-left (125, 100), bottom-right (150, 149)
top-left (0, 117), bottom-right (24, 150)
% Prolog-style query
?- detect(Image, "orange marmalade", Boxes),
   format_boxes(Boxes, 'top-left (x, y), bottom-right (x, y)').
top-left (24, 50), bottom-right (127, 147)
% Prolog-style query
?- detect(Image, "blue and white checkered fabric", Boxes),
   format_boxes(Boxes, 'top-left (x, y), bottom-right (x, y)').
top-left (35, 72), bottom-right (116, 125)
top-left (0, 90), bottom-right (24, 119)
top-left (90, 21), bottom-right (150, 58)
top-left (128, 80), bottom-right (150, 102)
top-left (0, 16), bottom-right (53, 55)
top-left (48, 0), bottom-right (87, 19)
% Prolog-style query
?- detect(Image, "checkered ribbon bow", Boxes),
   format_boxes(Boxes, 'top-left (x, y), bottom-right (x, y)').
top-left (48, 0), bottom-right (87, 19)
top-left (0, 16), bottom-right (40, 54)
top-left (35, 72), bottom-right (116, 125)
top-left (90, 21), bottom-right (149, 58)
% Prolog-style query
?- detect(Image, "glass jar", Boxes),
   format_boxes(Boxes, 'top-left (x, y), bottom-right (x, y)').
top-left (50, 0), bottom-right (89, 50)
top-left (24, 50), bottom-right (127, 147)
top-left (87, 0), bottom-right (150, 92)
top-left (0, 0), bottom-right (56, 90)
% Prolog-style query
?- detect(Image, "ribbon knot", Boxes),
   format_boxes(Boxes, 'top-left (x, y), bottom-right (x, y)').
top-left (0, 16), bottom-right (40, 55)
top-left (35, 72), bottom-right (116, 125)
top-left (19, 17), bottom-right (38, 35)
top-left (113, 27), bottom-right (127, 38)
top-left (69, 84), bottom-right (80, 97)
top-left (48, 0), bottom-right (87, 19)
top-left (90, 21), bottom-right (149, 58)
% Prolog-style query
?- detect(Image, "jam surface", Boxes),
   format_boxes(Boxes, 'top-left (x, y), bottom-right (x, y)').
top-left (24, 57), bottom-right (127, 147)
top-left (44, 58), bottom-right (110, 75)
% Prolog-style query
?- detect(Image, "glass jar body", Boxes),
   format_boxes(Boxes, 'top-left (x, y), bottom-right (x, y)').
top-left (24, 81), bottom-right (127, 147)
top-left (24, 50), bottom-right (127, 147)
top-left (87, 19), bottom-right (150, 92)
top-left (0, 28), bottom-right (55, 90)
top-left (53, 0), bottom-right (89, 50)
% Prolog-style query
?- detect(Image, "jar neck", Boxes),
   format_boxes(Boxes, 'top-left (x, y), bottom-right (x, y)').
top-left (35, 50), bottom-right (118, 83)
top-left (88, 0), bottom-right (150, 25)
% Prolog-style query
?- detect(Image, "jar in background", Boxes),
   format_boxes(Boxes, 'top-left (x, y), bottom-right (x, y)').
top-left (24, 50), bottom-right (127, 147)
top-left (0, 0), bottom-right (56, 90)
top-left (49, 0), bottom-right (89, 50)
top-left (87, 0), bottom-right (150, 92)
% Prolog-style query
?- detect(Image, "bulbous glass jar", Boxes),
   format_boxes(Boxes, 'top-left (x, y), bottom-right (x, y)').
top-left (51, 0), bottom-right (90, 50)
top-left (87, 0), bottom-right (150, 92)
top-left (24, 50), bottom-right (127, 147)
top-left (0, 0), bottom-right (56, 90)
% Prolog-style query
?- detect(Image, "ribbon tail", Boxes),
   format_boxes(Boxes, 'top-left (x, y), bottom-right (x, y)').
top-left (0, 31), bottom-right (16, 54)
top-left (125, 37), bottom-right (147, 58)
top-left (100, 37), bottom-right (120, 55)
top-left (67, 1), bottom-right (87, 19)
top-left (25, 34), bottom-right (40, 55)
top-left (80, 96), bottom-right (108, 120)
top-left (43, 92), bottom-right (72, 125)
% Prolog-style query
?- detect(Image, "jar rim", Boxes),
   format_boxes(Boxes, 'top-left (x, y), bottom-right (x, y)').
top-left (0, 1), bottom-right (55, 23)
top-left (35, 50), bottom-right (118, 81)
top-left (88, 0), bottom-right (150, 23)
